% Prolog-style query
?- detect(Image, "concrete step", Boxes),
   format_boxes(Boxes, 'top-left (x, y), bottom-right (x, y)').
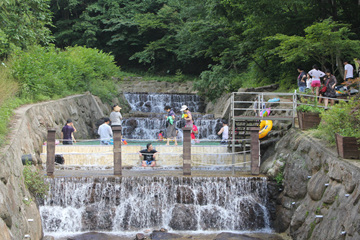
top-left (40, 145), bottom-right (250, 167)
top-left (42, 145), bottom-right (231, 154)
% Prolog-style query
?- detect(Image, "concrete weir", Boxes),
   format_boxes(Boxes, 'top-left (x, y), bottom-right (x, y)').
top-left (40, 144), bottom-right (250, 168)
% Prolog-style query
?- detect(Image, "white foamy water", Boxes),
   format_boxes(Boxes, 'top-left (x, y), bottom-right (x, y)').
top-left (40, 176), bottom-right (271, 234)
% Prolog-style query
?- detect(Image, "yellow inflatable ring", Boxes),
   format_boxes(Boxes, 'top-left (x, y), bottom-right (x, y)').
top-left (259, 120), bottom-right (273, 139)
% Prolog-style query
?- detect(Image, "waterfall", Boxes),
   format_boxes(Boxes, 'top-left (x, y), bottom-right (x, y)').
top-left (40, 177), bottom-right (270, 233)
top-left (122, 117), bottom-right (222, 139)
top-left (124, 93), bottom-right (205, 113)
top-left (121, 92), bottom-right (222, 140)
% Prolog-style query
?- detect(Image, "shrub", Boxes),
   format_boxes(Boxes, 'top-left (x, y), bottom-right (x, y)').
top-left (317, 96), bottom-right (360, 144)
top-left (11, 45), bottom-right (120, 103)
top-left (296, 97), bottom-right (324, 114)
top-left (23, 164), bottom-right (49, 199)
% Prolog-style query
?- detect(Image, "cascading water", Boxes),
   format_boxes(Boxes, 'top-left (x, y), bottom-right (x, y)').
top-left (124, 93), bottom-right (205, 113)
top-left (122, 117), bottom-right (222, 139)
top-left (40, 177), bottom-right (271, 234)
top-left (122, 93), bottom-right (223, 140)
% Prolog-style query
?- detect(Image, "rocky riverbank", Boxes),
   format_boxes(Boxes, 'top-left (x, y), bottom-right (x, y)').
top-left (262, 128), bottom-right (360, 240)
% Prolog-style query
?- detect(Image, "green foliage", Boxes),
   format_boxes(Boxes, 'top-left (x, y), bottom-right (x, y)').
top-left (317, 96), bottom-right (360, 144)
top-left (274, 163), bottom-right (285, 187)
top-left (0, 0), bottom-right (53, 58)
top-left (307, 220), bottom-right (317, 239)
top-left (11, 45), bottom-right (120, 103)
top-left (23, 164), bottom-right (49, 199)
top-left (0, 97), bottom-right (24, 146)
top-left (296, 97), bottom-right (324, 114)
top-left (194, 65), bottom-right (233, 101)
top-left (268, 18), bottom-right (360, 76)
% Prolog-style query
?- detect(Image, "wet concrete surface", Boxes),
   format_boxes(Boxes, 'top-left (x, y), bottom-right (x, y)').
top-left (49, 231), bottom-right (288, 240)
top-left (47, 168), bottom-right (266, 178)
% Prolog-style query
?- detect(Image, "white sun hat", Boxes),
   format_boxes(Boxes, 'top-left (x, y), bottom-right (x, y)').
top-left (180, 105), bottom-right (188, 111)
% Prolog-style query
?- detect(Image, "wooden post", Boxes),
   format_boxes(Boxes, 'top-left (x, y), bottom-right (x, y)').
top-left (112, 126), bottom-right (122, 175)
top-left (46, 128), bottom-right (56, 176)
top-left (250, 127), bottom-right (260, 175)
top-left (182, 127), bottom-right (192, 176)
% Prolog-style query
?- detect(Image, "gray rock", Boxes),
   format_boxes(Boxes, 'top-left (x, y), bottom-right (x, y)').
top-left (307, 171), bottom-right (329, 201)
top-left (135, 233), bottom-right (145, 240)
top-left (150, 231), bottom-right (182, 240)
top-left (42, 236), bottom-right (55, 240)
top-left (274, 206), bottom-right (293, 232)
top-left (290, 204), bottom-right (308, 232)
top-left (214, 232), bottom-right (262, 240)
top-left (322, 184), bottom-right (342, 204)
top-left (169, 204), bottom-right (197, 230)
top-left (66, 232), bottom-right (122, 240)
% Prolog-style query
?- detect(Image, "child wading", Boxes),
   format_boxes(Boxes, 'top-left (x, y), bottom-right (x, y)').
top-left (164, 106), bottom-right (177, 145)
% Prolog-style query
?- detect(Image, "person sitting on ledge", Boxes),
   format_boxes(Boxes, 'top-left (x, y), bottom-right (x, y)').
top-left (139, 143), bottom-right (158, 167)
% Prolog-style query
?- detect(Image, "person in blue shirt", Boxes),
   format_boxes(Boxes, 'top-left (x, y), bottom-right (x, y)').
top-left (61, 119), bottom-right (77, 145)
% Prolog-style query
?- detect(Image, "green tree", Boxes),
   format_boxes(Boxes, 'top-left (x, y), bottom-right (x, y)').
top-left (0, 0), bottom-right (53, 58)
top-left (268, 18), bottom-right (360, 77)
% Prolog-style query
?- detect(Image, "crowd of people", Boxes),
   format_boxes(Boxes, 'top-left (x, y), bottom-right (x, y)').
top-left (297, 60), bottom-right (356, 109)
top-left (60, 103), bottom-right (230, 167)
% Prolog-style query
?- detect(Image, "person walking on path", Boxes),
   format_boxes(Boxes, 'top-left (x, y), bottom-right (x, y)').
top-left (180, 105), bottom-right (193, 128)
top-left (98, 117), bottom-right (113, 145)
top-left (306, 73), bottom-right (313, 93)
top-left (344, 60), bottom-right (354, 82)
top-left (110, 104), bottom-right (122, 127)
top-left (139, 143), bottom-right (158, 167)
top-left (217, 120), bottom-right (229, 145)
top-left (308, 65), bottom-right (325, 97)
top-left (343, 60), bottom-right (354, 95)
top-left (61, 119), bottom-right (77, 145)
top-left (297, 67), bottom-right (307, 93)
top-left (164, 106), bottom-right (177, 146)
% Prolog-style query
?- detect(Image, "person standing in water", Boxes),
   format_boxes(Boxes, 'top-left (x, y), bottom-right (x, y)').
top-left (217, 120), bottom-right (229, 144)
top-left (98, 118), bottom-right (113, 145)
top-left (61, 119), bottom-right (77, 145)
top-left (164, 106), bottom-right (177, 146)
top-left (180, 105), bottom-right (193, 128)
top-left (110, 104), bottom-right (122, 127)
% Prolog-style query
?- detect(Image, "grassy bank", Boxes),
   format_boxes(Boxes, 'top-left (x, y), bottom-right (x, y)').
top-left (0, 63), bottom-right (22, 146)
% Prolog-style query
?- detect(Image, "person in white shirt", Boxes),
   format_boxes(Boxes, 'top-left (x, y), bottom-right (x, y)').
top-left (98, 118), bottom-right (113, 145)
top-left (109, 104), bottom-right (122, 126)
top-left (308, 64), bottom-right (325, 97)
top-left (343, 60), bottom-right (354, 81)
top-left (217, 120), bottom-right (229, 145)
top-left (306, 73), bottom-right (313, 93)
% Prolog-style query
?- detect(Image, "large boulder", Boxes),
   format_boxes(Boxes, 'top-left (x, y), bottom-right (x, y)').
top-left (169, 204), bottom-right (197, 230)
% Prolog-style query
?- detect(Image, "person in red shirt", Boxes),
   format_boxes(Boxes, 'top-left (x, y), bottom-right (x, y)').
top-left (191, 123), bottom-right (199, 144)
top-left (158, 131), bottom-right (164, 141)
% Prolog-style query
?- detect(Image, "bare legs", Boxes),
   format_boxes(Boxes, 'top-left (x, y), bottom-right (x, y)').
top-left (166, 137), bottom-right (177, 145)
top-left (315, 86), bottom-right (319, 98)
top-left (324, 98), bottom-right (335, 109)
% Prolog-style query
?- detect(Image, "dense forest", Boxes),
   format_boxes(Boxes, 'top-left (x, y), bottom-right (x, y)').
top-left (1, 0), bottom-right (360, 101)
